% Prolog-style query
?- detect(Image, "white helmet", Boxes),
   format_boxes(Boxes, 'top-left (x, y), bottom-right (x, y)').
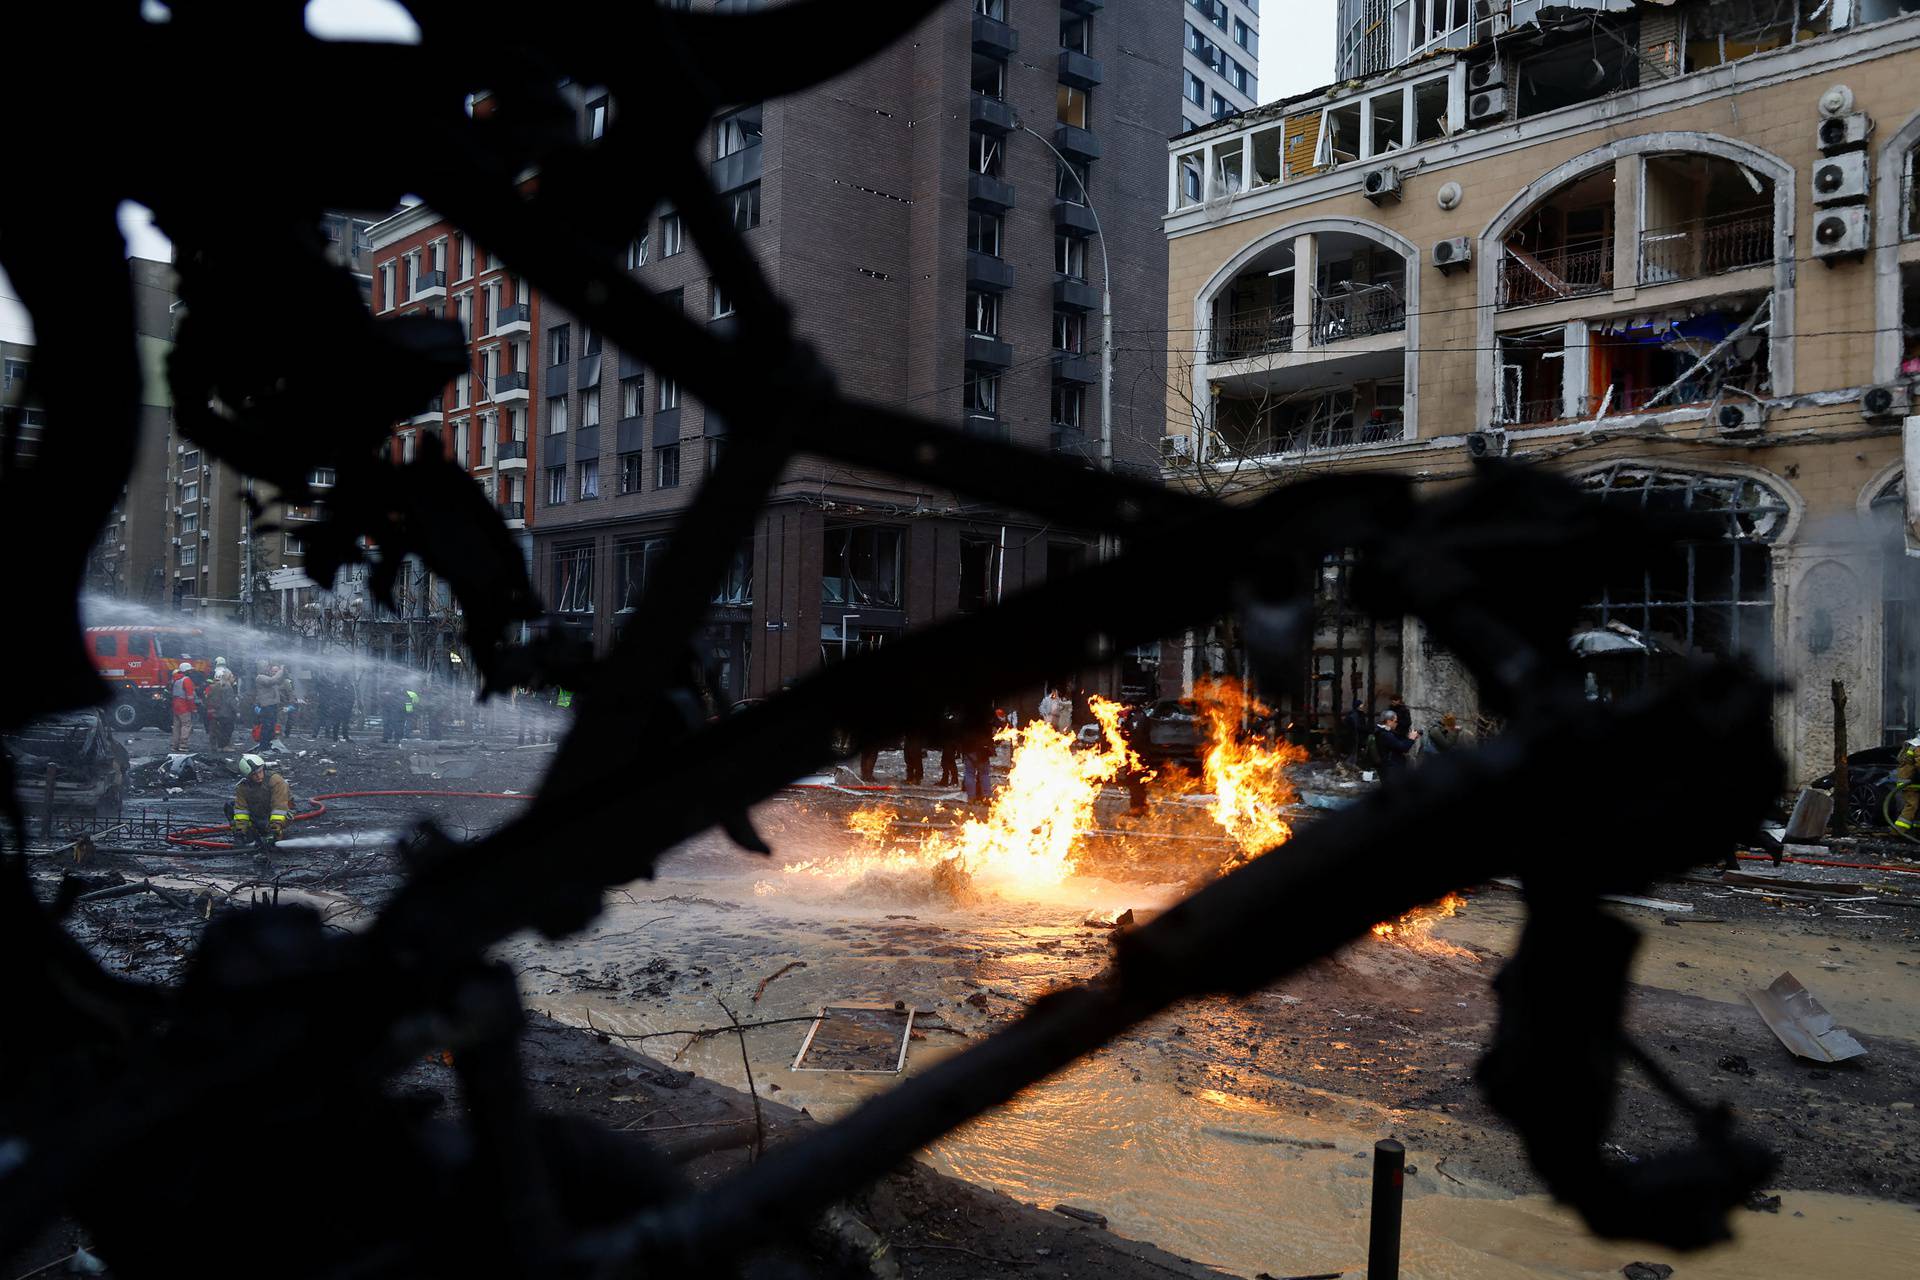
top-left (215, 656), bottom-right (228, 667)
top-left (241, 754), bottom-right (266, 773)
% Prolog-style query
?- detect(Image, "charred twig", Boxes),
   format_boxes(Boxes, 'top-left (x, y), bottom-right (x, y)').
top-left (717, 998), bottom-right (764, 1163)
top-left (750, 961), bottom-right (805, 1003)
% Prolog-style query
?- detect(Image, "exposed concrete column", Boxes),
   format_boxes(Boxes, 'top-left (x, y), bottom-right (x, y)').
top-left (1561, 319), bottom-right (1591, 419)
top-left (1292, 232), bottom-right (1318, 351)
top-left (1612, 153), bottom-right (1641, 300)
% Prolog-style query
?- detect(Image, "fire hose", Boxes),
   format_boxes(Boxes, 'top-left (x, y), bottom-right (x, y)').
top-left (164, 789), bottom-right (530, 850)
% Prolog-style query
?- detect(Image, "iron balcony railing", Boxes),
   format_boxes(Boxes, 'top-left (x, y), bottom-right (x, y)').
top-left (496, 439), bottom-right (528, 461)
top-left (1309, 283), bottom-right (1405, 345)
top-left (497, 500), bottom-right (525, 521)
top-left (1266, 412), bottom-right (1403, 455)
top-left (1497, 240), bottom-right (1613, 308)
top-left (1210, 305), bottom-right (1295, 360)
top-left (1639, 211), bottom-right (1772, 285)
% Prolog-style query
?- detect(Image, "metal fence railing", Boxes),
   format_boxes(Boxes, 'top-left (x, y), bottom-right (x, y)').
top-left (1497, 240), bottom-right (1613, 308)
top-left (1640, 211), bottom-right (1773, 284)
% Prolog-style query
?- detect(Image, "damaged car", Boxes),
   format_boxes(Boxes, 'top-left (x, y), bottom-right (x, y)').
top-left (6, 709), bottom-right (131, 820)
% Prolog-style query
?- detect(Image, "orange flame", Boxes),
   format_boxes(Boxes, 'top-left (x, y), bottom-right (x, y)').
top-left (1371, 893), bottom-right (1473, 958)
top-left (1190, 677), bottom-right (1309, 871)
top-left (788, 697), bottom-right (1138, 892)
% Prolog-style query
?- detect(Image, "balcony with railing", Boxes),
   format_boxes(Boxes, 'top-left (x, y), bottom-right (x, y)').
top-left (1309, 283), bottom-right (1405, 346)
top-left (497, 500), bottom-right (525, 526)
top-left (493, 370), bottom-right (530, 403)
top-left (409, 270), bottom-right (446, 303)
top-left (1496, 240), bottom-right (1614, 309)
top-left (406, 395), bottom-right (443, 426)
top-left (496, 438), bottom-right (528, 469)
top-left (1639, 211), bottom-right (1772, 285)
top-left (1273, 409), bottom-right (1404, 455)
top-left (495, 302), bottom-right (531, 336)
top-left (1210, 305), bottom-right (1295, 361)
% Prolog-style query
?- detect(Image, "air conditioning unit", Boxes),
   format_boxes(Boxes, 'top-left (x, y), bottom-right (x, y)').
top-left (1164, 434), bottom-right (1193, 459)
top-left (1468, 87), bottom-right (1507, 124)
top-left (1812, 206), bottom-right (1870, 260)
top-left (1713, 397), bottom-right (1766, 437)
top-left (1467, 60), bottom-right (1505, 92)
top-left (1362, 165), bottom-right (1402, 204)
top-left (1432, 236), bottom-right (1472, 273)
top-left (1812, 151), bottom-right (1869, 205)
top-left (1465, 428), bottom-right (1510, 459)
top-left (1817, 112), bottom-right (1873, 153)
top-left (1862, 383), bottom-right (1910, 420)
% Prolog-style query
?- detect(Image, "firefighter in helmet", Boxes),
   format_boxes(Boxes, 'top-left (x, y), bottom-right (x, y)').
top-left (1894, 735), bottom-right (1920, 834)
top-left (232, 753), bottom-right (292, 845)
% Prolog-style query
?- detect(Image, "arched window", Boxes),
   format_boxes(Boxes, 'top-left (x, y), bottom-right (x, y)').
top-left (1576, 465), bottom-right (1788, 695)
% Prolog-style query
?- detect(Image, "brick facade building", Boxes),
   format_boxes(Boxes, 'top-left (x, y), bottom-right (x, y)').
top-left (531, 0), bottom-right (1176, 706)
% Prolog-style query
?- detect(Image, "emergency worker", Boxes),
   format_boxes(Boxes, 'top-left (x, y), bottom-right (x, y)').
top-left (1894, 735), bottom-right (1920, 833)
top-left (169, 664), bottom-right (200, 752)
top-left (232, 753), bottom-right (292, 845)
top-left (207, 664), bottom-right (240, 750)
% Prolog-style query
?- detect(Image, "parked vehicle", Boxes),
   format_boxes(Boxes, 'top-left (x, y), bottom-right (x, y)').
top-left (83, 625), bottom-right (210, 730)
top-left (6, 709), bottom-right (130, 819)
top-left (1808, 745), bottom-right (1900, 832)
top-left (1125, 699), bottom-right (1204, 770)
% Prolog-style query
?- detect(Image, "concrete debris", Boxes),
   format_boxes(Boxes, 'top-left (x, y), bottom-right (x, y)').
top-left (1621, 1264), bottom-right (1673, 1280)
top-left (1747, 972), bottom-right (1867, 1063)
top-left (1743, 1191), bottom-right (1781, 1213)
top-left (1081, 907), bottom-right (1134, 929)
top-left (163, 754), bottom-right (197, 781)
top-left (1599, 894), bottom-right (1692, 913)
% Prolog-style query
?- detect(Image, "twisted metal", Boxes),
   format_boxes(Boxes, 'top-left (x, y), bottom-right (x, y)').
top-left (1, 3), bottom-right (1779, 1275)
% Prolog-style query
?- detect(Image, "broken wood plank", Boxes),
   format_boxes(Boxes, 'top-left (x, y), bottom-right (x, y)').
top-left (1600, 894), bottom-right (1692, 913)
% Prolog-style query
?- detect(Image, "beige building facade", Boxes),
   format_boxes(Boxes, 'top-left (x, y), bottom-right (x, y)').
top-left (1163, 2), bottom-right (1920, 786)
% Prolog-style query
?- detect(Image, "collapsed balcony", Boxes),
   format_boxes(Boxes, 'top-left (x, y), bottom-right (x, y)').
top-left (1497, 168), bottom-right (1614, 309)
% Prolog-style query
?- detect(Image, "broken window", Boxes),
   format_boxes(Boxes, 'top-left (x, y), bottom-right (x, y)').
top-left (971, 53), bottom-right (1006, 99)
top-left (1316, 101), bottom-right (1361, 167)
top-left (1307, 546), bottom-right (1402, 747)
top-left (1587, 300), bottom-right (1771, 415)
top-left (1176, 149), bottom-right (1204, 207)
top-left (1367, 88), bottom-right (1403, 156)
top-left (712, 545), bottom-right (753, 606)
top-left (1685, 1), bottom-right (1831, 71)
top-left (1411, 0), bottom-right (1472, 52)
top-left (1580, 464), bottom-right (1785, 691)
top-left (822, 526), bottom-right (903, 608)
top-left (1640, 154), bottom-right (1773, 285)
top-left (553, 543), bottom-right (595, 613)
top-left (1517, 28), bottom-right (1638, 117)
top-left (958, 536), bottom-right (999, 613)
top-left (1248, 123), bottom-right (1284, 187)
top-left (1274, 389), bottom-right (1358, 453)
top-left (615, 536), bottom-right (667, 611)
top-left (1498, 169), bottom-right (1615, 308)
top-left (1214, 145), bottom-right (1244, 196)
top-left (966, 290), bottom-right (1000, 336)
top-left (1497, 326), bottom-right (1568, 425)
top-left (1211, 242), bottom-right (1293, 359)
top-left (970, 130), bottom-right (1002, 177)
top-left (963, 367), bottom-right (998, 417)
top-left (1311, 236), bottom-right (1406, 345)
top-left (1872, 473), bottom-right (1920, 742)
top-left (714, 104), bottom-right (762, 159)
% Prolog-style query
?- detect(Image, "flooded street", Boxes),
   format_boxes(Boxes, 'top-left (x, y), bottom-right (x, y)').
top-left (498, 788), bottom-right (1920, 1279)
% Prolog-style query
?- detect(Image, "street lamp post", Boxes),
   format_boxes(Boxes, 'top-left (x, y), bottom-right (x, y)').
top-left (1016, 122), bottom-right (1111, 471)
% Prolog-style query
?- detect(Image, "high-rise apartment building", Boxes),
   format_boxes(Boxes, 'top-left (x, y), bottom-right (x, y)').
top-left (1182, 0), bottom-right (1259, 134)
top-left (531, 0), bottom-right (1177, 704)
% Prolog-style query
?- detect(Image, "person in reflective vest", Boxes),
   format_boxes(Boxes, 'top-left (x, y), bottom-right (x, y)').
top-left (232, 753), bottom-right (292, 844)
top-left (555, 687), bottom-right (573, 709)
top-left (169, 665), bottom-right (200, 752)
top-left (1894, 736), bottom-right (1920, 833)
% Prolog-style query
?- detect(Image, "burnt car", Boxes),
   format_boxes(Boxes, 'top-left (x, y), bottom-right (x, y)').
top-left (6, 709), bottom-right (131, 820)
top-left (1809, 745), bottom-right (1902, 832)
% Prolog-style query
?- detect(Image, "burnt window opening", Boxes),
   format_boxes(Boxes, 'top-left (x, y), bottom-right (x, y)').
top-left (1211, 242), bottom-right (1293, 361)
top-left (1685, 2), bottom-right (1835, 72)
top-left (1900, 266), bottom-right (1920, 377)
top-left (957, 536), bottom-right (1000, 614)
top-left (1587, 299), bottom-right (1771, 416)
top-left (822, 525), bottom-right (903, 609)
top-left (712, 544), bottom-right (753, 607)
top-left (1516, 24), bottom-right (1640, 118)
top-left (1578, 465), bottom-right (1787, 697)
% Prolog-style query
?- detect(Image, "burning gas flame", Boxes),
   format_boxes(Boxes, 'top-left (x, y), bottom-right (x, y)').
top-left (1190, 678), bottom-right (1308, 871)
top-left (1371, 893), bottom-right (1472, 958)
top-left (788, 697), bottom-right (1139, 892)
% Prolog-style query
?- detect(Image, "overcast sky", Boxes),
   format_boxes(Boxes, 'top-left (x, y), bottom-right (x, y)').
top-left (2, 0), bottom-right (1334, 344)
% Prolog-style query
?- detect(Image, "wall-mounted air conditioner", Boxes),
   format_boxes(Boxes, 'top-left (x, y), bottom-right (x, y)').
top-left (1812, 151), bottom-right (1869, 205)
top-left (1467, 60), bottom-right (1505, 93)
top-left (1813, 206), bottom-right (1870, 260)
top-left (1817, 113), bottom-right (1873, 153)
top-left (1465, 428), bottom-right (1510, 459)
top-left (1468, 87), bottom-right (1507, 124)
top-left (1862, 384), bottom-right (1910, 421)
top-left (1362, 165), bottom-right (1401, 204)
top-left (1713, 396), bottom-right (1767, 437)
top-left (1432, 237), bottom-right (1472, 273)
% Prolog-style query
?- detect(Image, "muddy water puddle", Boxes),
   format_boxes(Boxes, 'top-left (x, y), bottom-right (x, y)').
top-left (509, 817), bottom-right (1920, 1278)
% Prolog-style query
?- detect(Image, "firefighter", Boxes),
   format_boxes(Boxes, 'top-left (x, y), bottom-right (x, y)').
top-left (232, 753), bottom-right (292, 846)
top-left (1894, 735), bottom-right (1920, 833)
top-left (169, 663), bottom-right (200, 752)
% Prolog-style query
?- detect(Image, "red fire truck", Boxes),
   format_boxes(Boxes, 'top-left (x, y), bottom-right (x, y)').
top-left (84, 626), bottom-right (212, 730)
